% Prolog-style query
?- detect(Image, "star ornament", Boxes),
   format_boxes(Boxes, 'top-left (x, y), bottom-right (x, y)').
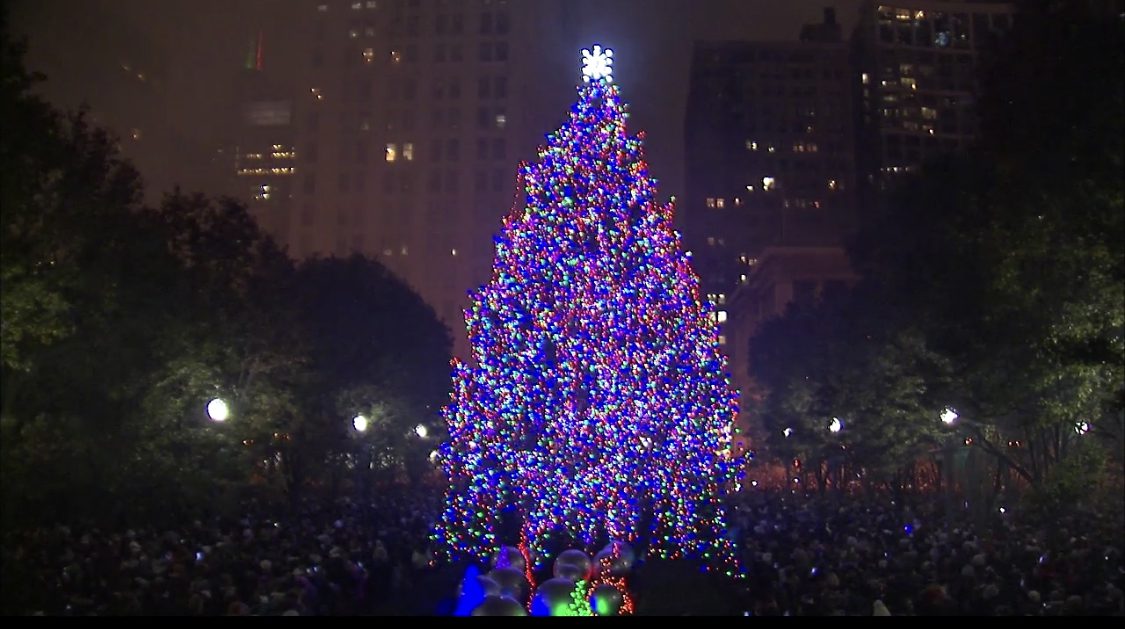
top-left (581, 45), bottom-right (614, 83)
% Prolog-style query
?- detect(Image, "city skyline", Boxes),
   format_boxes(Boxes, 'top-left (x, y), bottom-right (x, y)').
top-left (11, 0), bottom-right (864, 207)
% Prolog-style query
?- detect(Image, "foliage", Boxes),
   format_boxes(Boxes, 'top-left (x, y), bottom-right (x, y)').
top-left (0, 25), bottom-right (451, 527)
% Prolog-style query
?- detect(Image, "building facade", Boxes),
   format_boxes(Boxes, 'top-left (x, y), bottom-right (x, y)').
top-left (852, 0), bottom-right (1015, 183)
top-left (277, 0), bottom-right (579, 358)
top-left (228, 40), bottom-right (298, 245)
top-left (682, 9), bottom-right (859, 346)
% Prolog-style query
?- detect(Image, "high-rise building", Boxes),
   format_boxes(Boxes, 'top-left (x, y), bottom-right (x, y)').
top-left (226, 32), bottom-right (298, 245)
top-left (852, 0), bottom-right (1015, 184)
top-left (282, 0), bottom-right (580, 358)
top-left (682, 9), bottom-right (858, 336)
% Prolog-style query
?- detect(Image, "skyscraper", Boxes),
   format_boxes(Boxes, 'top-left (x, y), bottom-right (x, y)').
top-left (282, 0), bottom-right (580, 358)
top-left (227, 31), bottom-right (297, 245)
top-left (682, 9), bottom-right (858, 330)
top-left (852, 0), bottom-right (1015, 185)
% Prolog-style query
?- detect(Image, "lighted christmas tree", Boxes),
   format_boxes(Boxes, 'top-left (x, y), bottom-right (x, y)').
top-left (434, 46), bottom-right (741, 572)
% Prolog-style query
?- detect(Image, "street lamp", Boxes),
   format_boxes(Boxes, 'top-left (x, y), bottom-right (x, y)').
top-left (828, 417), bottom-right (843, 434)
top-left (206, 398), bottom-right (230, 422)
top-left (941, 407), bottom-right (959, 425)
top-left (353, 414), bottom-right (369, 433)
top-left (414, 424), bottom-right (429, 439)
top-left (783, 427), bottom-right (793, 438)
top-left (1075, 421), bottom-right (1090, 435)
top-left (940, 407), bottom-right (960, 527)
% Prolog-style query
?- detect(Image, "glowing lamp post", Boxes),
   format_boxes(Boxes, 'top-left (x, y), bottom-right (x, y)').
top-left (414, 424), bottom-right (429, 439)
top-left (940, 407), bottom-right (960, 526)
top-left (206, 398), bottom-right (230, 422)
top-left (828, 417), bottom-right (843, 434)
top-left (1075, 421), bottom-right (1090, 435)
top-left (941, 407), bottom-right (959, 425)
top-left (353, 414), bottom-right (369, 433)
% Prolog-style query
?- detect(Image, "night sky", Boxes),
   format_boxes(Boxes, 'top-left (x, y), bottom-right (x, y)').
top-left (11, 0), bottom-right (861, 202)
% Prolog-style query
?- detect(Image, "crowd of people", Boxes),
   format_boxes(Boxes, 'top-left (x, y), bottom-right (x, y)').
top-left (2, 487), bottom-right (1121, 616)
top-left (0, 491), bottom-right (445, 616)
top-left (728, 492), bottom-right (1124, 616)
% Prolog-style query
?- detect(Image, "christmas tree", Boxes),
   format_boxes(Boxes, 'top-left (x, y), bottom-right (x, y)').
top-left (434, 46), bottom-right (740, 572)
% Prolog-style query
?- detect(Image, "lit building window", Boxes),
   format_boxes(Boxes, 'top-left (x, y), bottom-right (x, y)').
top-left (311, 87), bottom-right (323, 101)
top-left (451, 248), bottom-right (458, 256)
top-left (707, 236), bottom-right (716, 246)
top-left (705, 197), bottom-right (716, 208)
top-left (351, 1), bottom-right (362, 9)
top-left (745, 185), bottom-right (755, 192)
top-left (348, 28), bottom-right (359, 38)
top-left (495, 114), bottom-right (507, 129)
top-left (363, 48), bottom-right (375, 64)
top-left (827, 179), bottom-right (838, 191)
top-left (366, 0), bottom-right (378, 7)
top-left (733, 197), bottom-right (742, 206)
top-left (902, 77), bottom-right (917, 90)
top-left (748, 258), bottom-right (758, 267)
top-left (767, 145), bottom-right (776, 153)
top-left (718, 334), bottom-right (727, 345)
top-left (383, 248), bottom-right (393, 256)
top-left (717, 293), bottom-right (726, 305)
top-left (715, 198), bottom-right (725, 209)
top-left (861, 72), bottom-right (869, 85)
top-left (391, 49), bottom-right (402, 63)
top-left (385, 143), bottom-right (397, 162)
top-left (237, 167), bottom-right (296, 176)
top-left (739, 274), bottom-right (748, 284)
top-left (401, 245), bottom-right (409, 255)
top-left (745, 139), bottom-right (758, 151)
top-left (762, 176), bottom-right (776, 191)
top-left (403, 143), bottom-right (414, 161)
top-left (317, 4), bottom-right (328, 12)
top-left (130, 128), bottom-right (142, 141)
